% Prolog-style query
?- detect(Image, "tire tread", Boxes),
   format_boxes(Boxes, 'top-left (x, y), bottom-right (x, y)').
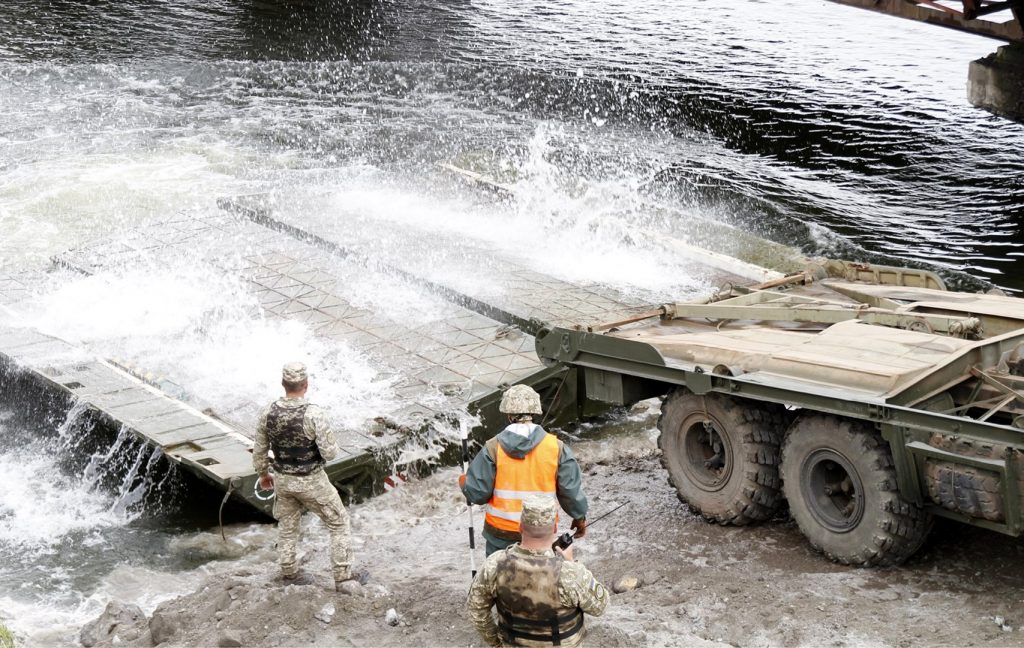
top-left (658, 388), bottom-right (785, 526)
top-left (781, 415), bottom-right (931, 567)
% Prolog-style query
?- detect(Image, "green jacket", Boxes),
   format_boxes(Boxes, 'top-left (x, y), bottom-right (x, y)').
top-left (461, 423), bottom-right (589, 522)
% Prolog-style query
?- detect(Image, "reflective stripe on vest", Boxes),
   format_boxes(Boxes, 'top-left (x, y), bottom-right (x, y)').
top-left (485, 432), bottom-right (560, 533)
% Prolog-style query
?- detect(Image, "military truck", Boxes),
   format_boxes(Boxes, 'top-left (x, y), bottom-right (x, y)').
top-left (3, 164), bottom-right (1018, 564)
top-left (534, 259), bottom-right (1024, 566)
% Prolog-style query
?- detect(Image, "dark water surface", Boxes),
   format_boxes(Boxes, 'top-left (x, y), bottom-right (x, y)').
top-left (3, 0), bottom-right (1021, 286)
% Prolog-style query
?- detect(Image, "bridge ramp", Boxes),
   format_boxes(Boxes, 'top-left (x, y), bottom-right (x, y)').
top-left (0, 206), bottom-right (650, 512)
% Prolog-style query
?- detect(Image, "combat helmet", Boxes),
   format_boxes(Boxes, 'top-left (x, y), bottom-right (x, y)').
top-left (499, 384), bottom-right (542, 415)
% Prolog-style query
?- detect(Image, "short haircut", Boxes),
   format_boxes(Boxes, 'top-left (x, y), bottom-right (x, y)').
top-left (282, 378), bottom-right (308, 393)
top-left (521, 522), bottom-right (553, 539)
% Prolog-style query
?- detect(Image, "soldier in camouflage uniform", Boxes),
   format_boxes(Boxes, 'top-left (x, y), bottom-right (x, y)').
top-left (467, 496), bottom-right (609, 647)
top-left (252, 362), bottom-right (355, 590)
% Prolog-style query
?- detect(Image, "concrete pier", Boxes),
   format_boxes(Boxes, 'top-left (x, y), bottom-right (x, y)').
top-left (969, 44), bottom-right (1024, 124)
top-left (826, 1), bottom-right (1024, 125)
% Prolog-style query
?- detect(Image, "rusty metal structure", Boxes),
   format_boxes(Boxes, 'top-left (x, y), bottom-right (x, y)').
top-left (827, 0), bottom-right (1023, 43)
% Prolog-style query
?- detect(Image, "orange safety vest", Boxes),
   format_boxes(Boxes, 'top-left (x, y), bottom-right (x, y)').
top-left (485, 432), bottom-right (561, 533)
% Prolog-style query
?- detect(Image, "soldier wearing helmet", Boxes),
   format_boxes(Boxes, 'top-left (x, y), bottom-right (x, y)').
top-left (460, 384), bottom-right (589, 556)
top-left (252, 362), bottom-right (359, 591)
top-left (467, 496), bottom-right (609, 647)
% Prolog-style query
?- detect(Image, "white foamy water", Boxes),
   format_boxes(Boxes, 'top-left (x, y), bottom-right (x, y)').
top-left (0, 490), bottom-right (278, 647)
top-left (0, 257), bottom-right (412, 645)
top-left (0, 112), bottom-right (708, 648)
top-left (0, 138), bottom-right (257, 273)
top-left (0, 396), bottom-right (295, 647)
top-left (296, 126), bottom-right (716, 304)
top-left (0, 406), bottom-right (169, 645)
top-left (0, 443), bottom-right (122, 549)
top-left (10, 261), bottom-right (404, 432)
top-left (4, 1), bottom-right (1019, 643)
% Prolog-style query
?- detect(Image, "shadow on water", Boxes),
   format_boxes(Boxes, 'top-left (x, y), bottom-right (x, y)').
top-left (0, 0), bottom-right (387, 62)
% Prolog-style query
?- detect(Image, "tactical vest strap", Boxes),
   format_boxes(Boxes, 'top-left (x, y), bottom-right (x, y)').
top-left (497, 607), bottom-right (584, 646)
top-left (494, 548), bottom-right (584, 647)
top-left (267, 402), bottom-right (324, 476)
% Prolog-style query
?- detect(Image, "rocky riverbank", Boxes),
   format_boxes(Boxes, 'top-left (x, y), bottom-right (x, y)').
top-left (77, 419), bottom-right (1024, 647)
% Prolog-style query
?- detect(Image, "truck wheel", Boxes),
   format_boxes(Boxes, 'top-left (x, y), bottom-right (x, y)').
top-left (657, 389), bottom-right (784, 525)
top-left (781, 414), bottom-right (932, 566)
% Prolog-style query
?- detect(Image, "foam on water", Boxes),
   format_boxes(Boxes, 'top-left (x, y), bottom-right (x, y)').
top-left (305, 125), bottom-right (713, 304)
top-left (508, 124), bottom-right (713, 293)
top-left (0, 394), bottom-right (294, 646)
top-left (0, 253), bottom-right (418, 642)
top-left (0, 439), bottom-right (123, 549)
top-left (20, 266), bottom-right (249, 342)
top-left (0, 405), bottom-right (169, 644)
top-left (11, 260), bottom-right (403, 431)
top-left (2, 2), bottom-right (1019, 642)
top-left (0, 504), bottom-right (277, 647)
top-left (0, 62), bottom-right (718, 647)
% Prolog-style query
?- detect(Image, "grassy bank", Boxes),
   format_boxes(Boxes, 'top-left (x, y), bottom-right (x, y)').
top-left (0, 621), bottom-right (14, 648)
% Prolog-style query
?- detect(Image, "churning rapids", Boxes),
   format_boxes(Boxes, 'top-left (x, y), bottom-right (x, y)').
top-left (1, 1), bottom-right (1023, 645)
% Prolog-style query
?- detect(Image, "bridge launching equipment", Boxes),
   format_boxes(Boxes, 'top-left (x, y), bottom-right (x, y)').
top-left (3, 168), bottom-right (1023, 565)
top-left (535, 263), bottom-right (1024, 565)
top-left (435, 163), bottom-right (1024, 565)
top-left (0, 199), bottom-right (664, 515)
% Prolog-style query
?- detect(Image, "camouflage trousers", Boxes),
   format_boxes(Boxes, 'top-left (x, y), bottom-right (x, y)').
top-left (272, 469), bottom-right (352, 582)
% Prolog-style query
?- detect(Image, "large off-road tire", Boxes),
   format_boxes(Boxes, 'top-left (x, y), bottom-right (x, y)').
top-left (781, 414), bottom-right (932, 566)
top-left (657, 388), bottom-right (785, 525)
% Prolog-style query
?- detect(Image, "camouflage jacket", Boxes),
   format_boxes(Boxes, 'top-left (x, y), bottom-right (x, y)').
top-left (467, 544), bottom-right (609, 647)
top-left (252, 397), bottom-right (339, 475)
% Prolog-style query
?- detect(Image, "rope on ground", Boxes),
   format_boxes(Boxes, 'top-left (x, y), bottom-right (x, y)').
top-left (219, 480), bottom-right (236, 542)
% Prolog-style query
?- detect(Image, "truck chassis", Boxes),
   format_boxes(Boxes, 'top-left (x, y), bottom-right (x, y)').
top-left (535, 260), bottom-right (1024, 565)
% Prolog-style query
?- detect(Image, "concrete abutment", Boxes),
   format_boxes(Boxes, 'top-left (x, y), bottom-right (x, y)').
top-left (969, 44), bottom-right (1024, 124)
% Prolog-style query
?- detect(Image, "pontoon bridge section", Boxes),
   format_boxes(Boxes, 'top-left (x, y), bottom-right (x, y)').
top-left (0, 198), bottom-right (713, 514)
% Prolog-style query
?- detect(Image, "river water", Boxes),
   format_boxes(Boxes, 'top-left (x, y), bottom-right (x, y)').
top-left (1, 0), bottom-right (1023, 644)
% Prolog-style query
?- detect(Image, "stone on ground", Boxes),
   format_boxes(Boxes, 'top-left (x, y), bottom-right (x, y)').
top-left (612, 575), bottom-right (643, 594)
top-left (80, 601), bottom-right (147, 647)
top-left (148, 609), bottom-right (179, 646)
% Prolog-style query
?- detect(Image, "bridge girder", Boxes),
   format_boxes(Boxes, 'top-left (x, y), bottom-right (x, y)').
top-left (826, 0), bottom-right (1023, 43)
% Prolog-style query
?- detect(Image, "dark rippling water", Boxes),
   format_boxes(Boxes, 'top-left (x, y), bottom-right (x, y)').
top-left (2, 0), bottom-right (1022, 287)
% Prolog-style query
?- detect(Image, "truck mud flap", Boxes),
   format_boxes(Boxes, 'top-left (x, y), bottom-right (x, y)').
top-left (906, 438), bottom-right (1024, 535)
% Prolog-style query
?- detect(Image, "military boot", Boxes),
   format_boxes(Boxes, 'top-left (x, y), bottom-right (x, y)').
top-left (280, 571), bottom-right (314, 586)
top-left (335, 567), bottom-right (370, 595)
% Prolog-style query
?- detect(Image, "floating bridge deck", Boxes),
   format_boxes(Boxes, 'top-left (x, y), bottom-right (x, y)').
top-left (0, 198), bottom-right (705, 514)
